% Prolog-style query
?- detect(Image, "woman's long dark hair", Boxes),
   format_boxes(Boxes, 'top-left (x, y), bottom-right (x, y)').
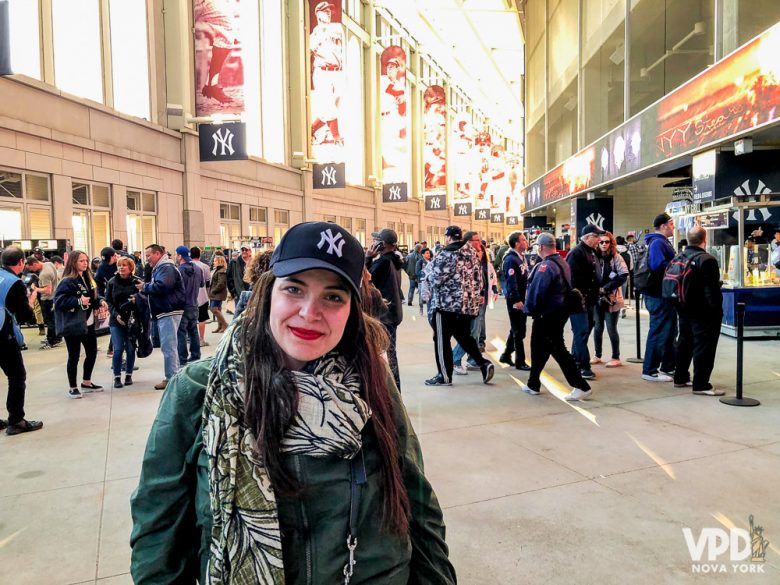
top-left (62, 250), bottom-right (96, 289)
top-left (241, 271), bottom-right (410, 535)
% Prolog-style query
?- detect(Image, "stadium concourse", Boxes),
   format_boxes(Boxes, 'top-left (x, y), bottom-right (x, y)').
top-left (1, 292), bottom-right (779, 585)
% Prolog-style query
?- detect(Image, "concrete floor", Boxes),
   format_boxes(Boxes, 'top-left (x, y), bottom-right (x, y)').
top-left (1, 300), bottom-right (779, 584)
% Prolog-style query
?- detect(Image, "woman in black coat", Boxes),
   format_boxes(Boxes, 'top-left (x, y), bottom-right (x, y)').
top-left (106, 256), bottom-right (143, 388)
top-left (54, 251), bottom-right (106, 399)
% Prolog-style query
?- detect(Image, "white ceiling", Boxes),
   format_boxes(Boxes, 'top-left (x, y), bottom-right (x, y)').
top-left (378, 0), bottom-right (525, 143)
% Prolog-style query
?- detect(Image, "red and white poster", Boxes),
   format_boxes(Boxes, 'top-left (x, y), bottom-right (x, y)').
top-left (309, 0), bottom-right (345, 165)
top-left (423, 85), bottom-right (447, 193)
top-left (194, 0), bottom-right (245, 116)
top-left (452, 113), bottom-right (476, 216)
top-left (474, 130), bottom-right (492, 220)
top-left (380, 45), bottom-right (409, 202)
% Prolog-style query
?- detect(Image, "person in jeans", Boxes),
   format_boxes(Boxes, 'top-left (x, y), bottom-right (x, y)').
top-left (190, 247), bottom-right (212, 347)
top-left (208, 252), bottom-right (229, 332)
top-left (567, 224), bottom-right (604, 380)
top-left (642, 213), bottom-right (677, 382)
top-left (404, 244), bottom-right (421, 306)
top-left (175, 246), bottom-right (205, 366)
top-left (415, 248), bottom-right (432, 315)
top-left (591, 232), bottom-right (628, 368)
top-left (500, 231), bottom-right (531, 370)
top-left (106, 256), bottom-right (142, 388)
top-left (37, 255), bottom-right (63, 349)
top-left (54, 251), bottom-right (106, 399)
top-left (136, 244), bottom-right (185, 390)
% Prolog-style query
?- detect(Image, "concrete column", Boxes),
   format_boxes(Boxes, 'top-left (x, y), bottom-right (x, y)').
top-left (162, 0), bottom-right (195, 130)
top-left (112, 184), bottom-right (128, 243)
top-left (51, 174), bottom-right (73, 241)
top-left (181, 131), bottom-right (204, 246)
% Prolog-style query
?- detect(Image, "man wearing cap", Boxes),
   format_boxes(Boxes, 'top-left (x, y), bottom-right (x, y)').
top-left (228, 245), bottom-right (252, 304)
top-left (567, 224), bottom-right (605, 379)
top-left (500, 231), bottom-right (531, 370)
top-left (310, 1), bottom-right (344, 146)
top-left (366, 228), bottom-right (404, 390)
top-left (641, 213), bottom-right (678, 382)
top-left (523, 234), bottom-right (592, 400)
top-left (137, 244), bottom-right (186, 390)
top-left (176, 246), bottom-right (206, 366)
top-left (422, 225), bottom-right (495, 386)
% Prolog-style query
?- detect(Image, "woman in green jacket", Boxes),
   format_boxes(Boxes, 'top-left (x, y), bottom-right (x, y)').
top-left (130, 222), bottom-right (456, 585)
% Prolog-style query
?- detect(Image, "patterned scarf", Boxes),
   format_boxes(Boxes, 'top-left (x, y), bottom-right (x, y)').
top-left (203, 319), bottom-right (372, 584)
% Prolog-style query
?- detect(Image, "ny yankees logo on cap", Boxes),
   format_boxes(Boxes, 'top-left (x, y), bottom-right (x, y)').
top-left (317, 228), bottom-right (345, 257)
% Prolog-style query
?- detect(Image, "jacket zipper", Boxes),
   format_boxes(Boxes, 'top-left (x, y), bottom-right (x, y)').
top-left (294, 456), bottom-right (313, 585)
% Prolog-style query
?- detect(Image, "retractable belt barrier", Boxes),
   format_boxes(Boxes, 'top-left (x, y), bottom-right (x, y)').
top-left (721, 303), bottom-right (761, 407)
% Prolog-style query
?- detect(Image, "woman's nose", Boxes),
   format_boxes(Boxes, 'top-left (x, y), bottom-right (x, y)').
top-left (298, 297), bottom-right (322, 320)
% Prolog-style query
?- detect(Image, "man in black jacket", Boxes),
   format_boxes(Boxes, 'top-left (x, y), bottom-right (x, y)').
top-left (366, 228), bottom-right (404, 390)
top-left (0, 247), bottom-right (44, 435)
top-left (672, 226), bottom-right (725, 396)
top-left (567, 224), bottom-right (604, 379)
top-left (227, 245), bottom-right (252, 302)
top-left (500, 231), bottom-right (531, 370)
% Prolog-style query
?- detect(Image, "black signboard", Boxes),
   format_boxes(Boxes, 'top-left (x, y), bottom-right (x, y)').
top-left (313, 162), bottom-right (346, 189)
top-left (453, 202), bottom-right (472, 216)
top-left (382, 183), bottom-right (409, 203)
top-left (198, 122), bottom-right (248, 162)
top-left (506, 215), bottom-right (519, 226)
top-left (700, 211), bottom-right (729, 229)
top-left (474, 208), bottom-right (490, 221)
top-left (523, 215), bottom-right (550, 230)
top-left (490, 212), bottom-right (505, 224)
top-left (575, 198), bottom-right (614, 235)
top-left (424, 194), bottom-right (446, 211)
top-left (717, 151), bottom-right (780, 200)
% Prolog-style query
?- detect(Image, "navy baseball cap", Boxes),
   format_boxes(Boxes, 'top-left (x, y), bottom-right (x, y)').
top-left (445, 225), bottom-right (462, 239)
top-left (175, 245), bottom-right (191, 261)
top-left (271, 222), bottom-right (363, 297)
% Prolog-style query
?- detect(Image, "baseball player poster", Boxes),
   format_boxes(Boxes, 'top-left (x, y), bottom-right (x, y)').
top-left (423, 85), bottom-right (447, 194)
top-left (193, 0), bottom-right (245, 117)
top-left (380, 45), bottom-right (410, 203)
top-left (309, 0), bottom-right (346, 169)
top-left (474, 130), bottom-right (493, 220)
top-left (451, 113), bottom-right (475, 216)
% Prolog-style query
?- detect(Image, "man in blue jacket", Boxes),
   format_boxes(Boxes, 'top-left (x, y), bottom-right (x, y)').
top-left (642, 213), bottom-right (677, 382)
top-left (137, 244), bottom-right (185, 390)
top-left (175, 246), bottom-right (205, 366)
top-left (500, 231), bottom-right (531, 370)
top-left (523, 233), bottom-right (592, 401)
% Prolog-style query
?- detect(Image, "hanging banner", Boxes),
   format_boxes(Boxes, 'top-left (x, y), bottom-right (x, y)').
top-left (312, 162), bottom-right (346, 189)
top-left (490, 212), bottom-right (505, 224)
top-left (486, 144), bottom-right (510, 220)
top-left (380, 45), bottom-right (409, 202)
top-left (424, 194), bottom-right (446, 211)
top-left (506, 215), bottom-right (519, 226)
top-left (309, 0), bottom-right (346, 182)
top-left (452, 113), bottom-right (475, 216)
top-left (194, 0), bottom-right (245, 116)
top-left (199, 122), bottom-right (248, 161)
top-left (474, 130), bottom-right (492, 219)
top-left (423, 85), bottom-right (447, 193)
top-left (575, 197), bottom-right (614, 235)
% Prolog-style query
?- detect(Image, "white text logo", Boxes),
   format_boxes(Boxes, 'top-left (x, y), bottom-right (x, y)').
top-left (388, 185), bottom-right (402, 200)
top-left (321, 166), bottom-right (337, 186)
top-left (211, 128), bottom-right (235, 156)
top-left (683, 516), bottom-right (769, 574)
top-left (317, 228), bottom-right (345, 257)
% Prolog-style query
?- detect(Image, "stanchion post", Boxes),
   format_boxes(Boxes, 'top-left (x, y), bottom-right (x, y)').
top-left (626, 288), bottom-right (643, 364)
top-left (721, 302), bottom-right (760, 407)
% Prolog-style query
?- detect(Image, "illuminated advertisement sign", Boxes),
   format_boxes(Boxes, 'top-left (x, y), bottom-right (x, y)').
top-left (380, 45), bottom-right (409, 202)
top-left (423, 85), bottom-right (447, 193)
top-left (523, 22), bottom-right (780, 213)
top-left (692, 150), bottom-right (717, 203)
top-left (309, 0), bottom-right (346, 178)
top-left (194, 0), bottom-right (245, 116)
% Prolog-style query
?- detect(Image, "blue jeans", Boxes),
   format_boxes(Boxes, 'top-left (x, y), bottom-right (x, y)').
top-left (593, 305), bottom-right (620, 360)
top-left (157, 314), bottom-right (182, 380)
top-left (178, 307), bottom-right (201, 364)
top-left (453, 304), bottom-right (485, 366)
top-left (407, 279), bottom-right (418, 305)
top-left (109, 324), bottom-right (136, 376)
top-left (642, 295), bottom-right (677, 375)
top-left (569, 310), bottom-right (594, 370)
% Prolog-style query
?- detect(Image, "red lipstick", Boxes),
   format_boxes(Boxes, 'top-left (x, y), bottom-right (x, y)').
top-left (289, 327), bottom-right (324, 341)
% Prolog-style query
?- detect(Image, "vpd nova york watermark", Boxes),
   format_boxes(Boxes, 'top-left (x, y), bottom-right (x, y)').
top-left (683, 515), bottom-right (770, 574)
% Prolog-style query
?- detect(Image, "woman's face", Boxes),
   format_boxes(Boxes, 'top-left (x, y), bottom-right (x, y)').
top-left (77, 254), bottom-right (89, 274)
top-left (117, 263), bottom-right (132, 278)
top-left (423, 250), bottom-right (431, 260)
top-left (270, 269), bottom-right (352, 370)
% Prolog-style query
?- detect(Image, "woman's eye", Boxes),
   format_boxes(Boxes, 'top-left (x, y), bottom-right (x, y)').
top-left (325, 294), bottom-right (347, 304)
top-left (283, 286), bottom-right (301, 295)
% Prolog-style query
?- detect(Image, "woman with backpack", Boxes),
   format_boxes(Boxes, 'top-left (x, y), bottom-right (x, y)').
top-left (591, 232), bottom-right (628, 368)
top-left (105, 256), bottom-right (143, 388)
top-left (54, 251), bottom-right (107, 399)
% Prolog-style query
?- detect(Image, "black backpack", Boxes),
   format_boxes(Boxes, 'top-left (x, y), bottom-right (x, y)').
top-left (662, 251), bottom-right (705, 307)
top-left (633, 246), bottom-right (652, 292)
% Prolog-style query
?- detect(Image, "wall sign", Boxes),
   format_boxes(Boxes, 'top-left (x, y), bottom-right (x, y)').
top-left (199, 122), bottom-right (248, 161)
top-left (313, 162), bottom-right (345, 189)
top-left (424, 194), bottom-right (446, 211)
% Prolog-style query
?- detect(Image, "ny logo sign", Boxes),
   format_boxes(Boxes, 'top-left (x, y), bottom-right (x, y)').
top-left (458, 204), bottom-right (469, 215)
top-left (211, 128), bottom-right (235, 156)
top-left (586, 213), bottom-right (606, 230)
top-left (430, 197), bottom-right (442, 209)
top-left (389, 185), bottom-right (402, 200)
top-left (321, 166), bottom-right (338, 187)
top-left (317, 228), bottom-right (345, 257)
top-left (478, 210), bottom-right (488, 220)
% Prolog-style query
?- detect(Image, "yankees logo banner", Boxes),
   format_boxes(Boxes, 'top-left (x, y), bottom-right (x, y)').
top-left (423, 85), bottom-right (447, 194)
top-left (474, 208), bottom-right (490, 221)
top-left (425, 195), bottom-right (446, 211)
top-left (309, 0), bottom-right (346, 169)
top-left (380, 45), bottom-right (410, 202)
top-left (506, 215), bottom-right (519, 226)
top-left (574, 197), bottom-right (613, 236)
top-left (194, 0), bottom-right (245, 117)
top-left (198, 122), bottom-right (248, 161)
top-left (454, 202), bottom-right (472, 217)
top-left (313, 162), bottom-right (346, 189)
top-left (490, 212), bottom-right (505, 224)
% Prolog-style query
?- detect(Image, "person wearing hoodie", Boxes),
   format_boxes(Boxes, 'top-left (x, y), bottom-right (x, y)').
top-left (642, 213), bottom-right (678, 382)
top-left (105, 256), bottom-right (143, 388)
top-left (136, 244), bottom-right (186, 390)
top-left (366, 228), bottom-right (404, 391)
top-left (175, 246), bottom-right (205, 367)
top-left (422, 225), bottom-right (495, 386)
top-left (95, 246), bottom-right (118, 356)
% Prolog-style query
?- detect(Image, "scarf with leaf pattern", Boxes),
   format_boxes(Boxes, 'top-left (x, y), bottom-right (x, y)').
top-left (203, 319), bottom-right (371, 584)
